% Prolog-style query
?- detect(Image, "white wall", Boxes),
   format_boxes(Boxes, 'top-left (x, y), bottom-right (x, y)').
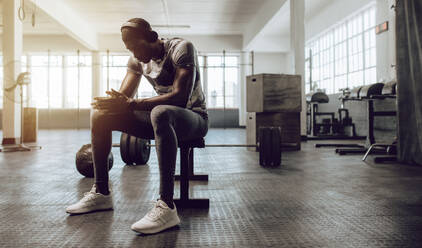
top-left (376, 0), bottom-right (396, 82)
top-left (92, 34), bottom-right (243, 53)
top-left (253, 52), bottom-right (289, 74)
top-left (1, 34), bottom-right (243, 53)
top-left (305, 0), bottom-right (373, 40)
top-left (0, 35), bottom-right (90, 52)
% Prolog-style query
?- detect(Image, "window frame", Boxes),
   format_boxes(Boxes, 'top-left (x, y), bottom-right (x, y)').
top-left (305, 3), bottom-right (377, 94)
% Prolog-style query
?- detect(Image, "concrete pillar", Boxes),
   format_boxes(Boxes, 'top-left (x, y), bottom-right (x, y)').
top-left (92, 51), bottom-right (101, 98)
top-left (2, 0), bottom-right (23, 145)
top-left (290, 0), bottom-right (306, 136)
top-left (239, 51), bottom-right (251, 126)
top-left (26, 55), bottom-right (33, 108)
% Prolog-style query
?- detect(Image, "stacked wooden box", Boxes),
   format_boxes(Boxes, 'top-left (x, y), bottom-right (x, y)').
top-left (246, 74), bottom-right (302, 151)
top-left (23, 107), bottom-right (38, 143)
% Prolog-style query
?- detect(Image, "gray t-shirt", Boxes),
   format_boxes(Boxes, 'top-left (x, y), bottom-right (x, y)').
top-left (127, 38), bottom-right (207, 119)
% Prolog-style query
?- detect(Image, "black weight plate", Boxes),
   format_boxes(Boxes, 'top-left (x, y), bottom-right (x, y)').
top-left (271, 127), bottom-right (282, 166)
top-left (108, 152), bottom-right (114, 171)
top-left (263, 127), bottom-right (272, 166)
top-left (128, 136), bottom-right (138, 165)
top-left (259, 127), bottom-right (272, 167)
top-left (259, 128), bottom-right (264, 165)
top-left (120, 133), bottom-right (132, 165)
top-left (134, 139), bottom-right (151, 165)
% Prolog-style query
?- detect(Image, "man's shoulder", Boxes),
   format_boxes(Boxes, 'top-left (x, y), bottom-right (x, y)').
top-left (167, 38), bottom-right (195, 52)
top-left (127, 55), bottom-right (143, 74)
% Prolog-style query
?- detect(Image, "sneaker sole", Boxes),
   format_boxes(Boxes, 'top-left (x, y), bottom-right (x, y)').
top-left (131, 217), bottom-right (181, 234)
top-left (66, 205), bottom-right (113, 215)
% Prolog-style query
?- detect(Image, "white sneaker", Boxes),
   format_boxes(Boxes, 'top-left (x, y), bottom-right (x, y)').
top-left (66, 185), bottom-right (113, 214)
top-left (131, 200), bottom-right (180, 234)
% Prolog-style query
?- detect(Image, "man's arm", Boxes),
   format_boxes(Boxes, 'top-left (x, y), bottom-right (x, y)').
top-left (119, 70), bottom-right (142, 98)
top-left (129, 66), bottom-right (195, 111)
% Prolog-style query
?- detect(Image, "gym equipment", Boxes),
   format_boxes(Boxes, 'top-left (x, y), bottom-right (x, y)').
top-left (259, 127), bottom-right (282, 166)
top-left (381, 81), bottom-right (397, 96)
top-left (306, 89), bottom-right (362, 139)
top-left (75, 144), bottom-right (114, 178)
top-left (0, 72), bottom-right (42, 152)
top-left (334, 82), bottom-right (396, 155)
top-left (314, 86), bottom-right (366, 148)
top-left (119, 133), bottom-right (131, 165)
top-left (116, 126), bottom-right (283, 167)
top-left (317, 81), bottom-right (398, 162)
top-left (362, 142), bottom-right (397, 162)
top-left (119, 134), bottom-right (151, 165)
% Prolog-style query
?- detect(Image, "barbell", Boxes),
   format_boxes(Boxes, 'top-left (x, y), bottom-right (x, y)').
top-left (113, 126), bottom-right (284, 167)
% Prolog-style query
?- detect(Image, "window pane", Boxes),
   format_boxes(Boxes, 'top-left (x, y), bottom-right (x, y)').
top-left (207, 56), bottom-right (222, 67)
top-left (31, 66), bottom-right (49, 108)
top-left (225, 67), bottom-right (238, 108)
top-left (198, 56), bottom-right (204, 67)
top-left (207, 67), bottom-right (223, 108)
top-left (364, 10), bottom-right (370, 29)
top-left (112, 55), bottom-right (129, 66)
top-left (369, 8), bottom-right (376, 27)
top-left (65, 55), bottom-right (92, 108)
top-left (79, 67), bottom-right (92, 108)
top-left (348, 71), bottom-right (363, 88)
top-left (224, 56), bottom-right (238, 67)
top-left (32, 56), bottom-right (49, 66)
top-left (199, 66), bottom-right (204, 90)
top-left (65, 67), bottom-right (78, 108)
top-left (334, 75), bottom-right (348, 92)
top-left (49, 67), bottom-right (63, 108)
top-left (138, 77), bottom-right (156, 98)
top-left (365, 67), bottom-right (377, 84)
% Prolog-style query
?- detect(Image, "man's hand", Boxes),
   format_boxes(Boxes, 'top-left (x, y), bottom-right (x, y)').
top-left (91, 89), bottom-right (131, 114)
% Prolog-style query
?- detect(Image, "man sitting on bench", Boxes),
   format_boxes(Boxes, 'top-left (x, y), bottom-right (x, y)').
top-left (66, 18), bottom-right (208, 234)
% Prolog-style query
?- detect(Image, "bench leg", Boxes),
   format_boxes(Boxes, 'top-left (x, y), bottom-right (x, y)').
top-left (173, 147), bottom-right (209, 209)
top-left (175, 148), bottom-right (208, 181)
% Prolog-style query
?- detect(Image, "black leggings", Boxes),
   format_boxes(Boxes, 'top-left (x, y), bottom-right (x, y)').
top-left (90, 105), bottom-right (208, 200)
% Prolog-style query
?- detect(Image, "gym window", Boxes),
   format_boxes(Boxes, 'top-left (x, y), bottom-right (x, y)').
top-left (0, 53), bottom-right (93, 109)
top-left (100, 54), bottom-right (156, 99)
top-left (305, 4), bottom-right (377, 94)
top-left (103, 53), bottom-right (241, 109)
top-left (0, 52), bottom-right (240, 110)
top-left (198, 54), bottom-right (240, 109)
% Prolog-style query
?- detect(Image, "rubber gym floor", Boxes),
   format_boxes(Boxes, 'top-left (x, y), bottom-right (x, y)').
top-left (1, 128), bottom-right (422, 247)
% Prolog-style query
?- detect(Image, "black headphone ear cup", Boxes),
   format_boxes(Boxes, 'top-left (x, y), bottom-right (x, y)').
top-left (149, 31), bottom-right (158, 42)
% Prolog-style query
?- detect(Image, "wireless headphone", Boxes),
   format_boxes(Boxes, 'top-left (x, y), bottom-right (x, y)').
top-left (121, 21), bottom-right (158, 43)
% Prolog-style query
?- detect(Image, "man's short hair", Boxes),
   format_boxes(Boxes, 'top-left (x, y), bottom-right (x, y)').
top-left (121, 18), bottom-right (158, 43)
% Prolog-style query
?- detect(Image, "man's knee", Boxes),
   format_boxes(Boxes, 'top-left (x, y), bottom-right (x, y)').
top-left (91, 109), bottom-right (106, 124)
top-left (151, 105), bottom-right (174, 127)
top-left (90, 110), bottom-right (113, 131)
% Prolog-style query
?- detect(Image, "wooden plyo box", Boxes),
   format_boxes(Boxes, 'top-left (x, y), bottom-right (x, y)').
top-left (246, 74), bottom-right (302, 113)
top-left (23, 107), bottom-right (38, 143)
top-left (246, 112), bottom-right (301, 151)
